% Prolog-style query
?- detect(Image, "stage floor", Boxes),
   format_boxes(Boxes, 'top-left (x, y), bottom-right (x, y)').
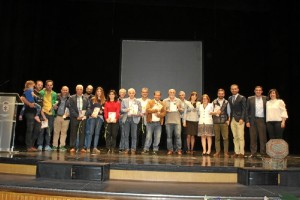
top-left (1, 148), bottom-right (300, 199)
top-left (1, 148), bottom-right (300, 169)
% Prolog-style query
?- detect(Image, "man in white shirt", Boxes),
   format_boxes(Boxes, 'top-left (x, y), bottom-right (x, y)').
top-left (246, 86), bottom-right (267, 157)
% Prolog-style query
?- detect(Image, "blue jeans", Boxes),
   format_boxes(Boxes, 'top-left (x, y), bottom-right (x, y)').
top-left (84, 118), bottom-right (92, 148)
top-left (87, 116), bottom-right (104, 149)
top-left (144, 121), bottom-right (162, 151)
top-left (37, 113), bottom-right (54, 147)
top-left (165, 123), bottom-right (182, 151)
top-left (123, 117), bottom-right (138, 151)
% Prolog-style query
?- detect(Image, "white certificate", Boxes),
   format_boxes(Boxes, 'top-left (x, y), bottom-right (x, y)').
top-left (108, 112), bottom-right (116, 120)
top-left (169, 102), bottom-right (178, 112)
top-left (91, 107), bottom-right (100, 118)
top-left (128, 104), bottom-right (138, 115)
top-left (41, 120), bottom-right (48, 129)
top-left (79, 110), bottom-right (86, 118)
top-left (214, 105), bottom-right (220, 112)
top-left (214, 105), bottom-right (221, 116)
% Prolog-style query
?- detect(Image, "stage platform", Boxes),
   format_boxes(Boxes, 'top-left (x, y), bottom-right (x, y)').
top-left (0, 149), bottom-right (300, 199)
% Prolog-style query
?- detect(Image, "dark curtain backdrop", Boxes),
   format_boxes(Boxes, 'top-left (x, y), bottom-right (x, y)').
top-left (1, 0), bottom-right (299, 154)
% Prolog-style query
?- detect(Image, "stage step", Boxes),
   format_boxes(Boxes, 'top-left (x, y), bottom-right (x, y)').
top-left (237, 167), bottom-right (300, 186)
top-left (36, 160), bottom-right (110, 181)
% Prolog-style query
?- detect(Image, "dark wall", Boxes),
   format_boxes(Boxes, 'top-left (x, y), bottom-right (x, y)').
top-left (1, 0), bottom-right (299, 154)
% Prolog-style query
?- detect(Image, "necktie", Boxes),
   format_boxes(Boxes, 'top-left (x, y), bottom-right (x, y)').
top-left (232, 96), bottom-right (236, 104)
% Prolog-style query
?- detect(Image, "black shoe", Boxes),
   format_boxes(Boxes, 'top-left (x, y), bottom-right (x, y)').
top-left (141, 150), bottom-right (149, 154)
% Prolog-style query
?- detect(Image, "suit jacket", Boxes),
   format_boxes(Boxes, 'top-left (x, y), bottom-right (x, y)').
top-left (146, 99), bottom-right (166, 125)
top-left (67, 94), bottom-right (91, 118)
top-left (121, 97), bottom-right (142, 124)
top-left (246, 95), bottom-right (267, 124)
top-left (228, 94), bottom-right (246, 122)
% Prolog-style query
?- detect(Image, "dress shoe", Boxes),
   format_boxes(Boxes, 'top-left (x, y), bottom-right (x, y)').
top-left (141, 150), bottom-right (149, 154)
top-left (167, 150), bottom-right (173, 155)
top-left (27, 147), bottom-right (37, 152)
top-left (238, 154), bottom-right (245, 158)
top-left (213, 152), bottom-right (220, 157)
top-left (224, 152), bottom-right (230, 158)
top-left (232, 153), bottom-right (239, 158)
top-left (131, 150), bottom-right (136, 155)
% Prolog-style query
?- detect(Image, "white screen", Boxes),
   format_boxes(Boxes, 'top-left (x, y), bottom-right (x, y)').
top-left (121, 40), bottom-right (203, 99)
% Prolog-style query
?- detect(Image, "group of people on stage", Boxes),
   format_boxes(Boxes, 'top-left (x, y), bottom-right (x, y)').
top-left (20, 80), bottom-right (288, 158)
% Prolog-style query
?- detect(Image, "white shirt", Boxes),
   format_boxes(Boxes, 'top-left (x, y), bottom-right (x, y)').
top-left (198, 103), bottom-right (213, 125)
top-left (255, 97), bottom-right (264, 117)
top-left (266, 99), bottom-right (288, 122)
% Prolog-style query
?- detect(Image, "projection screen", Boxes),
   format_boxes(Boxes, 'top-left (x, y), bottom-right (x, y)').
top-left (120, 40), bottom-right (203, 99)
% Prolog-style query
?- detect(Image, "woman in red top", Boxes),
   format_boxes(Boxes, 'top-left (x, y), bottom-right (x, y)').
top-left (104, 90), bottom-right (121, 153)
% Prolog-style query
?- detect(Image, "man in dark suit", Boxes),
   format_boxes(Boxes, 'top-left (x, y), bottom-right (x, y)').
top-left (228, 84), bottom-right (246, 158)
top-left (67, 84), bottom-right (90, 153)
top-left (246, 86), bottom-right (267, 158)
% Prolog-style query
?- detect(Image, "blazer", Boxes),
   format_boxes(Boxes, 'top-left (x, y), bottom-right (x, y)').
top-left (228, 94), bottom-right (246, 122)
top-left (246, 95), bottom-right (267, 124)
top-left (146, 99), bottom-right (166, 125)
top-left (121, 97), bottom-right (142, 124)
top-left (67, 94), bottom-right (91, 118)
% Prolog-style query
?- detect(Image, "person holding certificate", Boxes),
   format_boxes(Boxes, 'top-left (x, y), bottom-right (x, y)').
top-left (120, 88), bottom-right (142, 154)
top-left (67, 84), bottom-right (91, 153)
top-left (141, 91), bottom-right (166, 155)
top-left (86, 87), bottom-right (106, 154)
top-left (212, 88), bottom-right (230, 158)
top-left (163, 89), bottom-right (183, 155)
top-left (104, 90), bottom-right (121, 154)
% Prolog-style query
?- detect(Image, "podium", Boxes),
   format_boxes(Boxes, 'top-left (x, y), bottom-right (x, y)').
top-left (0, 93), bottom-right (23, 152)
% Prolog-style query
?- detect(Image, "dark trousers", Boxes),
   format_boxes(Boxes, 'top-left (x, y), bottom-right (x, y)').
top-left (181, 119), bottom-right (187, 152)
top-left (24, 112), bottom-right (41, 148)
top-left (267, 121), bottom-right (284, 139)
top-left (136, 117), bottom-right (146, 149)
top-left (249, 118), bottom-right (267, 154)
top-left (105, 122), bottom-right (119, 150)
top-left (69, 118), bottom-right (86, 149)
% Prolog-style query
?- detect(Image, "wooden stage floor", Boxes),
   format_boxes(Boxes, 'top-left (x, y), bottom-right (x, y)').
top-left (0, 148), bottom-right (300, 199)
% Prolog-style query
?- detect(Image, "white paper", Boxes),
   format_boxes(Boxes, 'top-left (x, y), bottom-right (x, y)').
top-left (214, 105), bottom-right (221, 116)
top-left (108, 112), bottom-right (116, 121)
top-left (79, 110), bottom-right (86, 118)
top-left (169, 102), bottom-right (178, 112)
top-left (128, 104), bottom-right (138, 115)
top-left (41, 120), bottom-right (48, 129)
top-left (91, 107), bottom-right (100, 118)
top-left (63, 108), bottom-right (69, 119)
